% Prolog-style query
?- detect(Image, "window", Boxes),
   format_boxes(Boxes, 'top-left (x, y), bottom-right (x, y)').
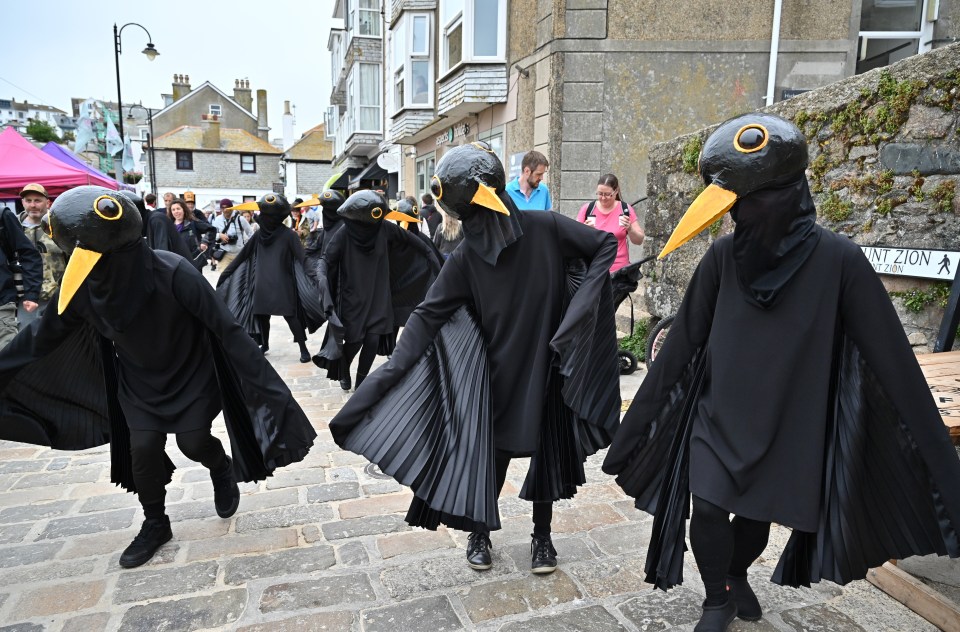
top-left (479, 128), bottom-right (504, 165)
top-left (209, 104), bottom-right (222, 117)
top-left (240, 154), bottom-right (256, 172)
top-left (176, 151), bottom-right (193, 170)
top-left (857, 0), bottom-right (935, 74)
top-left (356, 63), bottom-right (381, 132)
top-left (416, 152), bottom-right (436, 199)
top-left (389, 13), bottom-right (434, 113)
top-left (357, 0), bottom-right (380, 37)
top-left (139, 128), bottom-right (150, 141)
top-left (440, 0), bottom-right (505, 73)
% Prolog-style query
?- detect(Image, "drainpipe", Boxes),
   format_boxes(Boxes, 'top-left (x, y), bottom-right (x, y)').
top-left (765, 0), bottom-right (783, 107)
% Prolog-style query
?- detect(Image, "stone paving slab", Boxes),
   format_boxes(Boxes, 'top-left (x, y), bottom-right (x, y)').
top-left (0, 315), bottom-right (947, 631)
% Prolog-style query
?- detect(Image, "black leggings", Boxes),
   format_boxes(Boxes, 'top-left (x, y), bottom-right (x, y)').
top-left (256, 314), bottom-right (307, 346)
top-left (129, 428), bottom-right (228, 519)
top-left (690, 495), bottom-right (771, 606)
top-left (342, 333), bottom-right (380, 380)
top-left (477, 449), bottom-right (553, 537)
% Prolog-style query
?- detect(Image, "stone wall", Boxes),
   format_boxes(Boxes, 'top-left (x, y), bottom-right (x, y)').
top-left (154, 150), bottom-right (280, 191)
top-left (640, 43), bottom-right (960, 351)
top-left (294, 162), bottom-right (336, 196)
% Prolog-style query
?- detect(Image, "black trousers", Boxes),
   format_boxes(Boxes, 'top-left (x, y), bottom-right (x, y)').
top-left (129, 428), bottom-right (228, 520)
top-left (690, 495), bottom-right (771, 606)
top-left (256, 314), bottom-right (307, 346)
top-left (342, 333), bottom-right (380, 379)
top-left (476, 449), bottom-right (553, 537)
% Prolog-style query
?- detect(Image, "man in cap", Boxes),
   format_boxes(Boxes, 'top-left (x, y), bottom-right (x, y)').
top-left (19, 184), bottom-right (65, 330)
top-left (1, 186), bottom-right (44, 344)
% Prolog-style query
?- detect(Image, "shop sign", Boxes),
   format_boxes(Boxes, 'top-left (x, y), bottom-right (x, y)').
top-left (436, 122), bottom-right (471, 146)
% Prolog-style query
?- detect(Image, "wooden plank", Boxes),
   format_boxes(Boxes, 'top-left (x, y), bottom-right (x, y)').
top-left (866, 562), bottom-right (960, 632)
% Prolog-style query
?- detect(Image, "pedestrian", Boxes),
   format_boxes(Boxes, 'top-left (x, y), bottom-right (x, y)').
top-left (168, 198), bottom-right (214, 271)
top-left (123, 192), bottom-right (194, 261)
top-left (17, 184), bottom-right (61, 329)
top-left (211, 198), bottom-right (253, 271)
top-left (576, 174), bottom-right (645, 273)
top-left (432, 207), bottom-right (463, 260)
top-left (312, 190), bottom-right (441, 391)
top-left (2, 186), bottom-right (43, 345)
top-left (216, 194), bottom-right (324, 362)
top-left (144, 193), bottom-right (158, 210)
top-left (504, 150), bottom-right (552, 211)
top-left (0, 186), bottom-right (317, 568)
top-left (602, 113), bottom-right (960, 632)
top-left (182, 191), bottom-right (206, 223)
top-left (328, 143), bottom-right (620, 575)
top-left (421, 193), bottom-right (441, 237)
top-left (162, 192), bottom-right (175, 213)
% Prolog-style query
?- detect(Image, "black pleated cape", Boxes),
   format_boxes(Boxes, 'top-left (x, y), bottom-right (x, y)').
top-left (312, 221), bottom-right (441, 379)
top-left (602, 228), bottom-right (960, 589)
top-left (216, 228), bottom-right (325, 338)
top-left (0, 251), bottom-right (317, 493)
top-left (329, 209), bottom-right (621, 531)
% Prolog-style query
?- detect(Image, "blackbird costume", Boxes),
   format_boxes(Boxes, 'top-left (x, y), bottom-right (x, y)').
top-left (0, 186), bottom-right (317, 567)
top-left (216, 194), bottom-right (325, 362)
top-left (299, 190), bottom-right (346, 284)
top-left (328, 143), bottom-right (620, 574)
top-left (312, 190), bottom-right (441, 390)
top-left (391, 198), bottom-right (444, 325)
top-left (602, 114), bottom-right (960, 630)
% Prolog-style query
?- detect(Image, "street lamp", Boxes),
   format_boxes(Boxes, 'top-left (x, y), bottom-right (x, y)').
top-left (113, 22), bottom-right (159, 142)
top-left (127, 103), bottom-right (157, 195)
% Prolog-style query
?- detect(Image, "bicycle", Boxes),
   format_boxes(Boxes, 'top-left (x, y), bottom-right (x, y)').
top-left (611, 254), bottom-right (658, 375)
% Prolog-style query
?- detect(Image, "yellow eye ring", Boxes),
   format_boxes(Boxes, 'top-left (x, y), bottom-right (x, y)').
top-left (470, 141), bottom-right (495, 154)
top-left (323, 192), bottom-right (332, 198)
top-left (92, 195), bottom-right (123, 221)
top-left (266, 194), bottom-right (276, 203)
top-left (371, 207), bottom-right (383, 219)
top-left (412, 206), bottom-right (419, 216)
top-left (733, 124), bottom-right (769, 154)
top-left (431, 175), bottom-right (443, 201)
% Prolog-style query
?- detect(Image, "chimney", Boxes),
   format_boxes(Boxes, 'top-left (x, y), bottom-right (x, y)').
top-left (282, 100), bottom-right (294, 150)
top-left (233, 79), bottom-right (253, 112)
top-left (172, 74), bottom-right (192, 102)
top-left (256, 89), bottom-right (269, 141)
top-left (201, 113), bottom-right (221, 150)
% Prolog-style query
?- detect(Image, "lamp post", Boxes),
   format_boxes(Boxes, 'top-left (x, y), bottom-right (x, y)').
top-left (127, 103), bottom-right (157, 195)
top-left (113, 22), bottom-right (159, 141)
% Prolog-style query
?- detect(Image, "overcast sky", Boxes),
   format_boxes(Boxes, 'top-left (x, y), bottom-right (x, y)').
top-left (3, 0), bottom-right (339, 140)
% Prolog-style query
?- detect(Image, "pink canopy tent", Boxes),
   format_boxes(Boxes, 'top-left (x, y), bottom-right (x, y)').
top-left (0, 127), bottom-right (118, 198)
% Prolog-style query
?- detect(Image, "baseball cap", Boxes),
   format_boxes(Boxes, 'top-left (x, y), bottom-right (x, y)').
top-left (219, 198), bottom-right (234, 208)
top-left (183, 191), bottom-right (196, 202)
top-left (20, 183), bottom-right (48, 199)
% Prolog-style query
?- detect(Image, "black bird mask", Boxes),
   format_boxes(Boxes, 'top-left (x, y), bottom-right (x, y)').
top-left (49, 186), bottom-right (143, 315)
top-left (659, 112), bottom-right (809, 258)
top-left (394, 198), bottom-right (421, 231)
top-left (296, 190), bottom-right (345, 231)
top-left (337, 190), bottom-right (413, 251)
top-left (662, 112), bottom-right (819, 308)
top-left (229, 193), bottom-right (290, 234)
top-left (430, 142), bottom-right (522, 265)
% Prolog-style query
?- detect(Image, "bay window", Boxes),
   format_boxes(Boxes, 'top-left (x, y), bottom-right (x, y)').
top-left (857, 0), bottom-right (937, 74)
top-left (440, 0), bottom-right (505, 74)
top-left (356, 63), bottom-right (381, 132)
top-left (390, 13), bottom-right (434, 113)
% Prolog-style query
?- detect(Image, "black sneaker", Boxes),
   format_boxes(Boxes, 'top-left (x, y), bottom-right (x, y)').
top-left (339, 374), bottom-right (352, 391)
top-left (693, 600), bottom-right (738, 632)
top-left (530, 533), bottom-right (557, 574)
top-left (726, 575), bottom-right (762, 621)
top-left (299, 343), bottom-right (311, 363)
top-left (466, 531), bottom-right (492, 570)
top-left (211, 456), bottom-right (240, 519)
top-left (119, 517), bottom-right (173, 568)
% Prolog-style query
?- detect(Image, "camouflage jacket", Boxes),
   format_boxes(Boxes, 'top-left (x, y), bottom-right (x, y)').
top-left (21, 223), bottom-right (66, 303)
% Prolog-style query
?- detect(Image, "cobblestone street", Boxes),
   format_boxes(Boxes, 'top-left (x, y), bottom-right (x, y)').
top-left (0, 307), bottom-right (939, 631)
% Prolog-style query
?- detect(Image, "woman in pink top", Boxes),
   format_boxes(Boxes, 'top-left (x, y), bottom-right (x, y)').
top-left (576, 174), bottom-right (645, 272)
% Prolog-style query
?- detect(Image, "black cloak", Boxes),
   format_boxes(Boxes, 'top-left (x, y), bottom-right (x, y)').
top-left (602, 227), bottom-right (960, 589)
top-left (328, 208), bottom-right (621, 532)
top-left (144, 208), bottom-right (194, 260)
top-left (313, 220), bottom-right (441, 376)
top-left (216, 226), bottom-right (325, 340)
top-left (0, 247), bottom-right (317, 491)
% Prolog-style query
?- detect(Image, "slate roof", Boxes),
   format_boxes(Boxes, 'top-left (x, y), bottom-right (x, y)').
top-left (152, 126), bottom-right (282, 154)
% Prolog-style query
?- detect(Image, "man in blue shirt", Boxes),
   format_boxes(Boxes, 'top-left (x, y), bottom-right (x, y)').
top-left (505, 150), bottom-right (552, 211)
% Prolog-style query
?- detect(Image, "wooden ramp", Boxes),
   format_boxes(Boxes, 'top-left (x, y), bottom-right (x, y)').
top-left (917, 350), bottom-right (960, 445)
